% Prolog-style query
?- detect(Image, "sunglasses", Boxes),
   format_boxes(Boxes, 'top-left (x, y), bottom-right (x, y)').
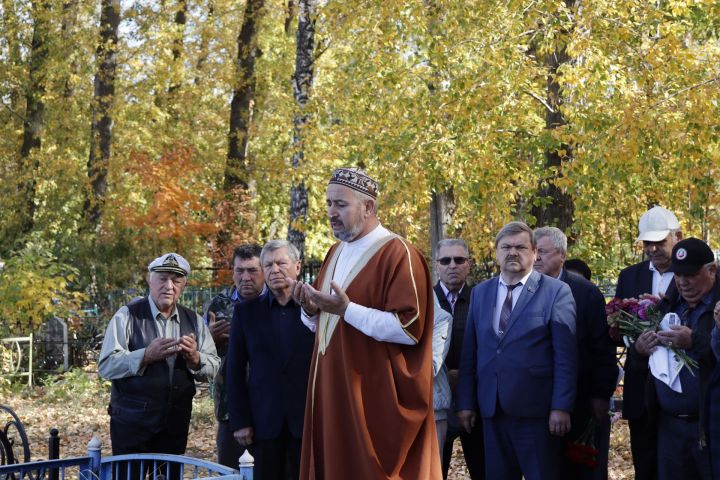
top-left (437, 256), bottom-right (469, 266)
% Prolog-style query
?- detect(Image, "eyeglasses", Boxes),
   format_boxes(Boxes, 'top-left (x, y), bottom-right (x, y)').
top-left (437, 257), bottom-right (469, 266)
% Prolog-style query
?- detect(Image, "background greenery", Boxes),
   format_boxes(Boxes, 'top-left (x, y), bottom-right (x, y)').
top-left (1, 0), bottom-right (719, 332)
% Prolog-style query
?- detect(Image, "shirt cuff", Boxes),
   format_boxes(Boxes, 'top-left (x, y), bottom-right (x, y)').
top-left (129, 348), bottom-right (147, 375)
top-left (344, 302), bottom-right (415, 345)
top-left (301, 309), bottom-right (318, 332)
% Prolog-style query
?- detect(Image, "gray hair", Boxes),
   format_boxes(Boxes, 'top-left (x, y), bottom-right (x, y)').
top-left (495, 221), bottom-right (535, 248)
top-left (260, 240), bottom-right (301, 265)
top-left (534, 226), bottom-right (567, 255)
top-left (351, 189), bottom-right (378, 215)
top-left (435, 239), bottom-right (469, 259)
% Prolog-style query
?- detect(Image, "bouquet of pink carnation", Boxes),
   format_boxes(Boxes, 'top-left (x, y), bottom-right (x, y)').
top-left (606, 294), bottom-right (698, 374)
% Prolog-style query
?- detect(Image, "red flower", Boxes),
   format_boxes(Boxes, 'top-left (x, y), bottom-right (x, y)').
top-left (564, 419), bottom-right (599, 468)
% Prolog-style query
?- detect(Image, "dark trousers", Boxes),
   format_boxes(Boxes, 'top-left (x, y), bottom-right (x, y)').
top-left (657, 413), bottom-right (711, 480)
top-left (482, 414), bottom-right (562, 480)
top-left (217, 420), bottom-right (246, 469)
top-left (441, 412), bottom-right (485, 479)
top-left (252, 423), bottom-right (301, 480)
top-left (628, 412), bottom-right (658, 480)
top-left (559, 414), bottom-right (611, 480)
top-left (110, 419), bottom-right (188, 480)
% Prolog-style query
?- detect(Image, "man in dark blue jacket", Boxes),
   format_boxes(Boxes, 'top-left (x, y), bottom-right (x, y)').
top-left (535, 227), bottom-right (619, 480)
top-left (203, 243), bottom-right (266, 468)
top-left (634, 238), bottom-right (717, 480)
top-left (226, 240), bottom-right (315, 480)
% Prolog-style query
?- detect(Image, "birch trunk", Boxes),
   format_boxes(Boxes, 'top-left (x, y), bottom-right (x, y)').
top-left (287, 0), bottom-right (315, 259)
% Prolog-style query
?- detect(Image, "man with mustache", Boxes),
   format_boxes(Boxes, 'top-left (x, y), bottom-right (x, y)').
top-left (290, 167), bottom-right (440, 479)
top-left (456, 221), bottom-right (577, 480)
top-left (615, 206), bottom-right (683, 480)
top-left (203, 243), bottom-right (266, 468)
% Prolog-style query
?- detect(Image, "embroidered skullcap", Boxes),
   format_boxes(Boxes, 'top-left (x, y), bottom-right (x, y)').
top-left (328, 167), bottom-right (378, 199)
top-left (148, 252), bottom-right (191, 276)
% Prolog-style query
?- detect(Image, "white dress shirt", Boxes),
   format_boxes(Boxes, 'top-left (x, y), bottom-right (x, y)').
top-left (301, 224), bottom-right (415, 344)
top-left (492, 270), bottom-right (534, 335)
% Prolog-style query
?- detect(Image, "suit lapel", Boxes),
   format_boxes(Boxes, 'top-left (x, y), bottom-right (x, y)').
top-left (641, 261), bottom-right (653, 294)
top-left (484, 278), bottom-right (500, 338)
top-left (499, 270), bottom-right (541, 343)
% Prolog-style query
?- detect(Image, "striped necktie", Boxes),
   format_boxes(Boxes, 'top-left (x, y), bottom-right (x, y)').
top-left (498, 283), bottom-right (521, 336)
top-left (449, 292), bottom-right (458, 313)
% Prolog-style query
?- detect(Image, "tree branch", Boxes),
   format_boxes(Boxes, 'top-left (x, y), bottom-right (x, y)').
top-left (2, 101), bottom-right (26, 122)
top-left (523, 89), bottom-right (556, 113)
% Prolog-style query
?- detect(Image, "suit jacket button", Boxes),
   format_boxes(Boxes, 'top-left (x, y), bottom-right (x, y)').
top-left (496, 349), bottom-right (501, 354)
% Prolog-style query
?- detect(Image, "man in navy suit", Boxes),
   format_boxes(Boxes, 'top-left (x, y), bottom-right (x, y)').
top-left (535, 227), bottom-right (618, 480)
top-left (226, 240), bottom-right (315, 480)
top-left (615, 206), bottom-right (682, 480)
top-left (456, 221), bottom-right (577, 480)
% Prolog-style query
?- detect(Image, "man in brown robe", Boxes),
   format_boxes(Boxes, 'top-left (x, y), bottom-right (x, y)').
top-left (290, 167), bottom-right (441, 480)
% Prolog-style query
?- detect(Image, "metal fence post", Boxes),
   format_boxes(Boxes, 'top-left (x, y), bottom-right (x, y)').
top-left (85, 436), bottom-right (102, 480)
top-left (238, 450), bottom-right (254, 480)
top-left (48, 428), bottom-right (60, 480)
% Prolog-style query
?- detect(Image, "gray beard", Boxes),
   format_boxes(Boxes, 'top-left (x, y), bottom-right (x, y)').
top-left (332, 223), bottom-right (362, 242)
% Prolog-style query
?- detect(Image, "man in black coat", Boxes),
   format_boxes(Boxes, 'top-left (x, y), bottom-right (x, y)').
top-left (535, 227), bottom-right (619, 480)
top-left (434, 239), bottom-right (485, 480)
top-left (226, 240), bottom-right (315, 480)
top-left (634, 238), bottom-right (717, 480)
top-left (615, 206), bottom-right (682, 480)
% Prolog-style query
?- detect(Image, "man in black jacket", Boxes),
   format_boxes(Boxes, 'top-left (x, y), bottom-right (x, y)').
top-left (634, 238), bottom-right (717, 480)
top-left (203, 243), bottom-right (266, 468)
top-left (434, 238), bottom-right (484, 480)
top-left (535, 227), bottom-right (618, 480)
top-left (615, 206), bottom-right (682, 480)
top-left (226, 240), bottom-right (315, 480)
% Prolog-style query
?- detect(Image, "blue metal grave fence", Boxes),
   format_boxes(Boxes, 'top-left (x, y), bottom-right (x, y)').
top-left (0, 437), bottom-right (254, 480)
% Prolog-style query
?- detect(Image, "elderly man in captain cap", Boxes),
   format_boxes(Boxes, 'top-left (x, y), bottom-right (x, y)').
top-left (99, 253), bottom-right (219, 459)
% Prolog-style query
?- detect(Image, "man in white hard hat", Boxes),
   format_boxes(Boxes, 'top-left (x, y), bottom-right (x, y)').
top-left (615, 206), bottom-right (683, 480)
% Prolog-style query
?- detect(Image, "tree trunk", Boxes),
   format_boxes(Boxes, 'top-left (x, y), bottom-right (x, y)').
top-left (225, 0), bottom-right (265, 191)
top-left (284, 0), bottom-right (295, 35)
top-left (167, 0), bottom-right (187, 102)
top-left (86, 0), bottom-right (120, 230)
top-left (61, 0), bottom-right (79, 98)
top-left (287, 0), bottom-right (315, 259)
top-left (531, 0), bottom-right (576, 230)
top-left (18, 0), bottom-right (51, 235)
top-left (430, 189), bottom-right (455, 251)
top-left (194, 2), bottom-right (215, 85)
top-left (2, 0), bottom-right (24, 131)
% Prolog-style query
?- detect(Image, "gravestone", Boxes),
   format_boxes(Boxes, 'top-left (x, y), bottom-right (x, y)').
top-left (42, 317), bottom-right (68, 371)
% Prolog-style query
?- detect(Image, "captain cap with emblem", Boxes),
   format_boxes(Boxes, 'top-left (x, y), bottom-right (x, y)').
top-left (147, 252), bottom-right (191, 276)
